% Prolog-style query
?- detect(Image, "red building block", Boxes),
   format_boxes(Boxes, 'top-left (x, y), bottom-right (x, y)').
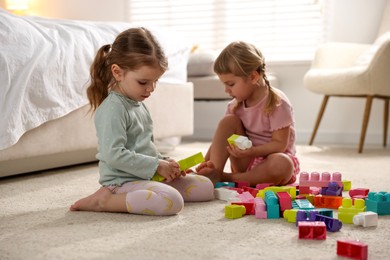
top-left (276, 191), bottom-right (292, 212)
top-left (349, 188), bottom-right (370, 198)
top-left (243, 186), bottom-right (260, 197)
top-left (337, 239), bottom-right (368, 260)
top-left (298, 221), bottom-right (326, 240)
top-left (231, 202), bottom-right (255, 215)
top-left (235, 181), bottom-right (249, 188)
top-left (313, 195), bottom-right (343, 209)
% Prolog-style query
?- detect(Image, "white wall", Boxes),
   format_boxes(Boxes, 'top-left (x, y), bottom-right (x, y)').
top-left (1, 0), bottom-right (389, 146)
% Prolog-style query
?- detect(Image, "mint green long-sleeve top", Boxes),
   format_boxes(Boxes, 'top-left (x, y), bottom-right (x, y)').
top-left (94, 91), bottom-right (162, 186)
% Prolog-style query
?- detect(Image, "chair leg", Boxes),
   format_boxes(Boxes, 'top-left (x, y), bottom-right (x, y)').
top-left (384, 98), bottom-right (389, 147)
top-left (309, 95), bottom-right (329, 145)
top-left (358, 96), bottom-right (373, 153)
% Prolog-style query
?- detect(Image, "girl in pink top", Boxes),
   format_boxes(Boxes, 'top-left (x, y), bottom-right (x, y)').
top-left (196, 41), bottom-right (300, 186)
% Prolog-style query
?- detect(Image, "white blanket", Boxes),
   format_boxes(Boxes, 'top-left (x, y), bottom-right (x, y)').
top-left (0, 9), bottom-right (191, 150)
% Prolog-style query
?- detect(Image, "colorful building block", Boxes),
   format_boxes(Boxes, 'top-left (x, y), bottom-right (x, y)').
top-left (215, 182), bottom-right (235, 188)
top-left (238, 191), bottom-right (255, 203)
top-left (177, 152), bottom-right (205, 171)
top-left (349, 188), bottom-right (369, 199)
top-left (338, 198), bottom-right (366, 224)
top-left (342, 179), bottom-right (352, 191)
top-left (151, 173), bottom-right (166, 182)
top-left (295, 210), bottom-right (341, 231)
top-left (257, 186), bottom-right (296, 200)
top-left (225, 187), bottom-right (244, 194)
top-left (214, 188), bottom-right (239, 201)
top-left (227, 134), bottom-right (252, 150)
top-left (255, 183), bottom-right (274, 190)
top-left (313, 195), bottom-right (343, 209)
top-left (243, 186), bottom-right (259, 197)
top-left (254, 197), bottom-right (267, 219)
top-left (299, 171), bottom-right (343, 195)
top-left (337, 239), bottom-right (368, 260)
top-left (284, 208), bottom-right (333, 223)
top-left (235, 181), bottom-right (249, 188)
top-left (321, 181), bottom-right (343, 196)
top-left (353, 211), bottom-right (378, 227)
top-left (365, 191), bottom-right (390, 215)
top-left (314, 214), bottom-right (342, 232)
top-left (283, 209), bottom-right (299, 223)
top-left (298, 221), bottom-right (326, 240)
top-left (292, 199), bottom-right (314, 210)
top-left (276, 191), bottom-right (292, 212)
top-left (264, 191), bottom-right (280, 219)
top-left (231, 202), bottom-right (255, 215)
top-left (225, 205), bottom-right (246, 219)
top-left (152, 152), bottom-right (205, 182)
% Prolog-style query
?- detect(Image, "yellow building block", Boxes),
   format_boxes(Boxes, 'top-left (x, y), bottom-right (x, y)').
top-left (338, 198), bottom-right (366, 224)
top-left (256, 186), bottom-right (296, 200)
top-left (225, 205), bottom-right (246, 219)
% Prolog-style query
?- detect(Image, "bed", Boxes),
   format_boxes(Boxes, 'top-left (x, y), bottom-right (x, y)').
top-left (0, 9), bottom-right (194, 177)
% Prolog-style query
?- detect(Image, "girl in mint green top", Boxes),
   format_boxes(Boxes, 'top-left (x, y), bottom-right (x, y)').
top-left (70, 28), bottom-right (213, 216)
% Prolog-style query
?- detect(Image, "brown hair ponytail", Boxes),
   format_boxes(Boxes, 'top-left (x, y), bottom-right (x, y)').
top-left (214, 41), bottom-right (280, 115)
top-left (87, 28), bottom-right (168, 111)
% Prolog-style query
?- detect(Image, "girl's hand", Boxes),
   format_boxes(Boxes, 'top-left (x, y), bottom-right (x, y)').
top-left (156, 159), bottom-right (181, 182)
top-left (167, 158), bottom-right (187, 177)
top-left (227, 144), bottom-right (253, 158)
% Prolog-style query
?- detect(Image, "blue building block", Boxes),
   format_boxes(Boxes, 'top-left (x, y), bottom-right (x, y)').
top-left (215, 182), bottom-right (236, 188)
top-left (264, 191), bottom-right (280, 219)
top-left (366, 191), bottom-right (390, 215)
top-left (292, 199), bottom-right (315, 210)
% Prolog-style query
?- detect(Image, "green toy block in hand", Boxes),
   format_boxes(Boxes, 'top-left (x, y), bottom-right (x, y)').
top-left (151, 152), bottom-right (205, 182)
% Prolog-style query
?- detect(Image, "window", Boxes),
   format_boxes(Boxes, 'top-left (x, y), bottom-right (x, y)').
top-left (125, 0), bottom-right (324, 62)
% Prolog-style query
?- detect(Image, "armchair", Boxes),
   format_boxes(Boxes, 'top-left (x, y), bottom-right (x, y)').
top-left (303, 2), bottom-right (390, 153)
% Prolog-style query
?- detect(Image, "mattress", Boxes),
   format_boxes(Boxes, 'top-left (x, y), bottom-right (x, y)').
top-left (0, 8), bottom-right (192, 150)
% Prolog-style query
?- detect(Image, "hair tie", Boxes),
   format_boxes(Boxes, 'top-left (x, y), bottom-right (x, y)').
top-left (104, 44), bottom-right (112, 53)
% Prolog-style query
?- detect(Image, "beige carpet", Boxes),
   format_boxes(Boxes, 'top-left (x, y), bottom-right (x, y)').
top-left (1, 142), bottom-right (390, 260)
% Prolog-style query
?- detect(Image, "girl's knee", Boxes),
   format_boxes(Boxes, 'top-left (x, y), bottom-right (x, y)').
top-left (219, 114), bottom-right (242, 128)
top-left (192, 175), bottom-right (215, 201)
top-left (266, 154), bottom-right (294, 184)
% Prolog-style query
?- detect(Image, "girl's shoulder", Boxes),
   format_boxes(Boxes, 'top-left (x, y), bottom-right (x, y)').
top-left (272, 87), bottom-right (291, 105)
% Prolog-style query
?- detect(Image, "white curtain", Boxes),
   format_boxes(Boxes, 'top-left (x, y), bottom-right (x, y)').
top-left (125, 0), bottom-right (324, 62)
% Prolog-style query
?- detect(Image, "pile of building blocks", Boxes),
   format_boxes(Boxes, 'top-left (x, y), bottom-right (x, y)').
top-left (215, 170), bottom-right (389, 260)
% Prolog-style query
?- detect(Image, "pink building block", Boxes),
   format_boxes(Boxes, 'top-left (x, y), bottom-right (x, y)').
top-left (299, 171), bottom-right (343, 194)
top-left (238, 191), bottom-right (255, 203)
top-left (254, 197), bottom-right (267, 219)
top-left (255, 183), bottom-right (274, 190)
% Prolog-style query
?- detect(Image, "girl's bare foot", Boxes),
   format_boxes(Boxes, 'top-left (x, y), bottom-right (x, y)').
top-left (70, 187), bottom-right (112, 212)
top-left (195, 161), bottom-right (222, 186)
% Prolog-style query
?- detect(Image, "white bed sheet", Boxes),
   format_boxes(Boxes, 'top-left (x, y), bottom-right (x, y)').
top-left (0, 9), bottom-right (191, 150)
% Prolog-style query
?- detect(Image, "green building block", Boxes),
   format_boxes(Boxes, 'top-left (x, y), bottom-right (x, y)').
top-left (151, 152), bottom-right (205, 182)
top-left (151, 173), bottom-right (165, 182)
top-left (338, 198), bottom-right (366, 224)
top-left (178, 152), bottom-right (205, 171)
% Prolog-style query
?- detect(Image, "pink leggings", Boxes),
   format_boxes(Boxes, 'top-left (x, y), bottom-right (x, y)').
top-left (108, 174), bottom-right (214, 216)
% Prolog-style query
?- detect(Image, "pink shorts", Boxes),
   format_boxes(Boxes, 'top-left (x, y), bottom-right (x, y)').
top-left (247, 153), bottom-right (300, 184)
